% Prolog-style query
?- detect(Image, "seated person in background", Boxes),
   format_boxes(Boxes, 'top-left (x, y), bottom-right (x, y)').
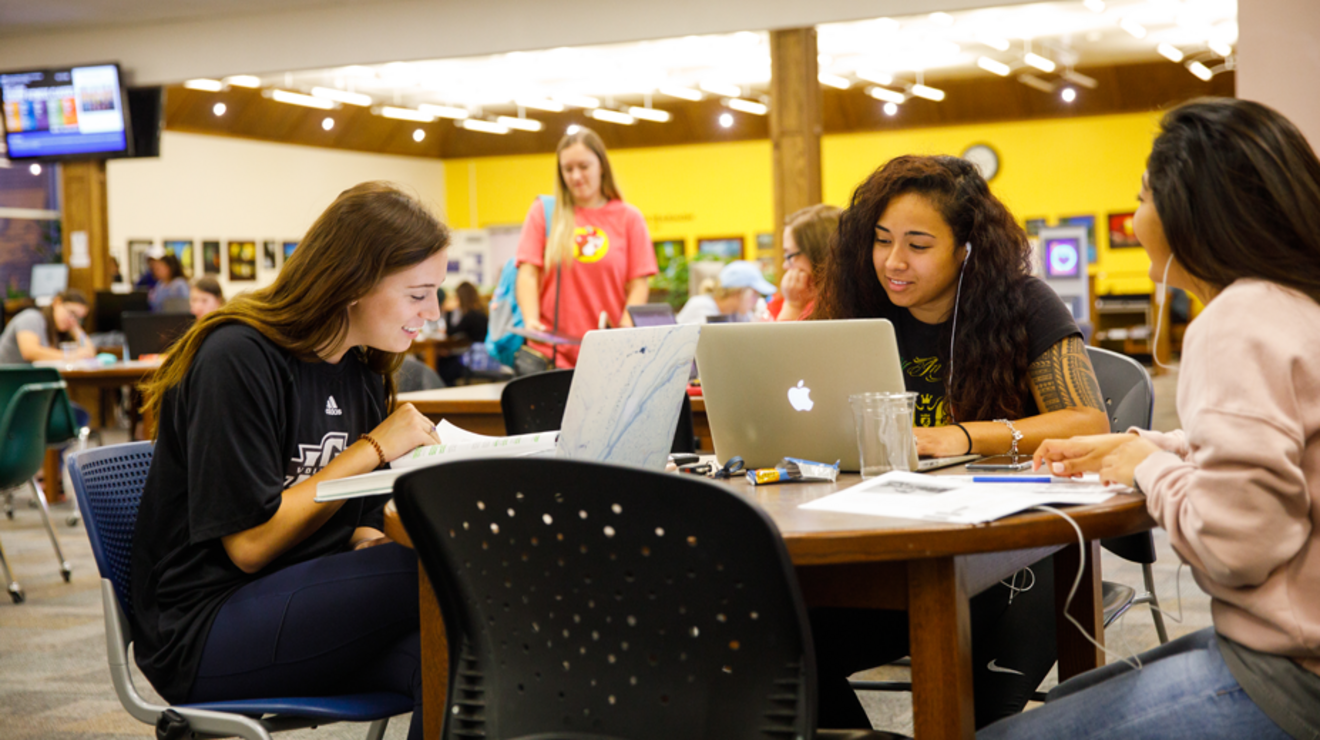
top-left (811, 154), bottom-right (1109, 730)
top-left (769, 203), bottom-right (841, 321)
top-left (437, 281), bottom-right (489, 386)
top-left (190, 276), bottom-right (225, 318)
top-left (982, 98), bottom-right (1320, 740)
top-left (0, 289), bottom-right (95, 363)
top-left (146, 248), bottom-right (190, 312)
top-left (676, 260), bottom-right (776, 324)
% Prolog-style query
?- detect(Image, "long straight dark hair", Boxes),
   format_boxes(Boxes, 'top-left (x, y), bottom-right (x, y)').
top-left (143, 182), bottom-right (450, 424)
top-left (816, 155), bottom-right (1035, 421)
top-left (1148, 97), bottom-right (1320, 301)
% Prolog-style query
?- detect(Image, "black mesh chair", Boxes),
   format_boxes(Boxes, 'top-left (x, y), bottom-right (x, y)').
top-left (1086, 345), bottom-right (1168, 643)
top-left (394, 458), bottom-right (902, 740)
top-left (501, 369), bottom-right (696, 453)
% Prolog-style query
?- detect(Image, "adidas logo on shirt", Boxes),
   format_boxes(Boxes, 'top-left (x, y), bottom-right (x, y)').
top-left (325, 396), bottom-right (343, 416)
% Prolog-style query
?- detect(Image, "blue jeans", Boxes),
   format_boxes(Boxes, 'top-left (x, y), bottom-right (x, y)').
top-left (977, 628), bottom-right (1291, 739)
top-left (189, 543), bottom-right (422, 740)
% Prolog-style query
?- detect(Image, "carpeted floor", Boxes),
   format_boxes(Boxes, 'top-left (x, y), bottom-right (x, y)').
top-left (0, 368), bottom-right (1209, 739)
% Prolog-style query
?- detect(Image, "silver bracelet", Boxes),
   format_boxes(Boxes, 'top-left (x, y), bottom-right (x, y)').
top-left (994, 418), bottom-right (1024, 458)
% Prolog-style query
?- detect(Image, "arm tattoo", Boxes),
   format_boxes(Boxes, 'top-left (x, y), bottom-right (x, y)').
top-left (1028, 336), bottom-right (1106, 413)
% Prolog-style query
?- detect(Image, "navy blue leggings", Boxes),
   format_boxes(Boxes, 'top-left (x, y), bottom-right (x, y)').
top-left (189, 543), bottom-right (423, 740)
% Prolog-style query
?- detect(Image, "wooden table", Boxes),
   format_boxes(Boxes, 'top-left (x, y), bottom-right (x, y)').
top-left (399, 383), bottom-right (713, 450)
top-left (383, 472), bottom-right (1153, 739)
top-left (410, 335), bottom-right (471, 370)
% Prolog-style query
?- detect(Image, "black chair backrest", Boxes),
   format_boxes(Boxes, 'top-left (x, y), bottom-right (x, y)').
top-left (94, 290), bottom-right (151, 334)
top-left (1085, 346), bottom-right (1154, 433)
top-left (1086, 346), bottom-right (1158, 564)
top-left (395, 458), bottom-right (813, 740)
top-left (501, 369), bottom-right (695, 453)
top-left (121, 311), bottom-right (194, 360)
top-left (396, 354), bottom-right (444, 392)
top-left (67, 442), bottom-right (154, 618)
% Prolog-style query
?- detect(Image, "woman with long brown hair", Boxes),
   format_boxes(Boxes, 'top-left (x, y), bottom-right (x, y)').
top-left (984, 98), bottom-right (1320, 740)
top-left (513, 126), bottom-right (657, 370)
top-left (812, 154), bottom-right (1109, 729)
top-left (132, 182), bottom-right (446, 740)
top-left (0, 288), bottom-right (94, 363)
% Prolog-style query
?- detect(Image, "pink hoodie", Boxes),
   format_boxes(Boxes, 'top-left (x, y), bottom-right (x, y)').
top-left (1135, 279), bottom-right (1320, 675)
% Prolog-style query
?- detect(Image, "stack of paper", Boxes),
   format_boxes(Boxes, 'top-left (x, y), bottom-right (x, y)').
top-left (798, 471), bottom-right (1124, 524)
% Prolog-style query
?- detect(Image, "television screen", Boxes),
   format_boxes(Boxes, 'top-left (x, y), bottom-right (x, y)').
top-left (1044, 237), bottom-right (1082, 279)
top-left (0, 63), bottom-right (131, 161)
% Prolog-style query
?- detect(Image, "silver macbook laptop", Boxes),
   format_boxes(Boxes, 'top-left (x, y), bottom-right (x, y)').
top-left (558, 323), bottom-right (701, 471)
top-left (697, 319), bottom-right (938, 472)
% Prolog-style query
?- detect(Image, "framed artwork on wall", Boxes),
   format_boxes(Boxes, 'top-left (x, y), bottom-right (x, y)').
top-left (652, 239), bottom-right (684, 272)
top-left (696, 236), bottom-right (744, 260)
top-left (163, 239), bottom-right (194, 278)
top-left (202, 240), bottom-right (221, 275)
top-left (228, 240), bottom-right (257, 281)
top-left (262, 240), bottom-right (278, 270)
top-left (283, 241), bottom-right (298, 261)
top-left (1108, 212), bottom-right (1141, 248)
top-left (127, 239), bottom-right (153, 283)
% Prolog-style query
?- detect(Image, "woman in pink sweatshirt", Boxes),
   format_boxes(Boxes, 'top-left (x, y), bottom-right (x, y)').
top-left (980, 98), bottom-right (1320, 739)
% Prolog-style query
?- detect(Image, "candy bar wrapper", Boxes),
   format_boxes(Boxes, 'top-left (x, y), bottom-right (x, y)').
top-left (746, 457), bottom-right (841, 486)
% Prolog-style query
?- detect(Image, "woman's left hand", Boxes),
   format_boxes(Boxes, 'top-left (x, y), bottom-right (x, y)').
top-left (1098, 437), bottom-right (1161, 488)
top-left (914, 425), bottom-right (970, 458)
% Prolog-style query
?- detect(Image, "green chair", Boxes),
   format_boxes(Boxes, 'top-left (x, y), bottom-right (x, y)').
top-left (0, 366), bottom-right (79, 603)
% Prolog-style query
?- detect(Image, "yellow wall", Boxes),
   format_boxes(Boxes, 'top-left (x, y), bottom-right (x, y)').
top-left (444, 111), bottom-right (1164, 294)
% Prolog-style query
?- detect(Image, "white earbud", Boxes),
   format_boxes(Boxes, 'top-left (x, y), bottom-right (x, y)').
top-left (1151, 256), bottom-right (1173, 370)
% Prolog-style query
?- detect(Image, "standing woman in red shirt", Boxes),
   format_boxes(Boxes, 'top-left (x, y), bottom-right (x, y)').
top-left (514, 127), bottom-right (657, 371)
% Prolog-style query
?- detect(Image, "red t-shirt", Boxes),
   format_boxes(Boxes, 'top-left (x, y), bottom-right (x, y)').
top-left (516, 198), bottom-right (657, 367)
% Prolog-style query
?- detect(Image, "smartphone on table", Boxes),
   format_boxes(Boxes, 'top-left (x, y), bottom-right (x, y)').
top-left (964, 455), bottom-right (1033, 471)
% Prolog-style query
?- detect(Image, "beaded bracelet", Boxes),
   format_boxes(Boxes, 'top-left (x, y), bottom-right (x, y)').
top-left (951, 423), bottom-right (973, 455)
top-left (360, 433), bottom-right (387, 467)
top-left (993, 418), bottom-right (1024, 459)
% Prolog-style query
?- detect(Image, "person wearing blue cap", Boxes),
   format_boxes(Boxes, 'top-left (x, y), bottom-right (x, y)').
top-left (676, 259), bottom-right (776, 324)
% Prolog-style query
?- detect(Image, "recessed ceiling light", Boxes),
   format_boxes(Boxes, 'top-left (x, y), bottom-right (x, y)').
top-left (883, 102), bottom-right (899, 116)
top-left (29, 163), bottom-right (41, 175)
top-left (322, 117), bottom-right (334, 131)
top-left (718, 113), bottom-right (734, 128)
top-left (1061, 87), bottom-right (1077, 103)
top-left (412, 129), bottom-right (426, 142)
top-left (212, 102), bottom-right (227, 116)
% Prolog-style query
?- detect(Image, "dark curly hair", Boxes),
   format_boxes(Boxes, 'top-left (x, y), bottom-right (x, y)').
top-left (1148, 97), bottom-right (1320, 303)
top-left (816, 154), bottom-right (1035, 421)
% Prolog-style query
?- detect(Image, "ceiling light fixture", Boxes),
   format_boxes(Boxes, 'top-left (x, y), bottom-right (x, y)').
top-left (1061, 87), bottom-right (1077, 103)
top-left (29, 163), bottom-right (42, 176)
top-left (718, 113), bottom-right (734, 128)
top-left (725, 98), bottom-right (768, 115)
top-left (458, 119), bottom-right (510, 134)
top-left (977, 57), bottom-right (1011, 76)
top-left (322, 117), bottom-right (335, 131)
top-left (417, 104), bottom-right (469, 120)
top-left (514, 98), bottom-right (565, 112)
top-left (627, 106), bottom-right (671, 123)
top-left (818, 73), bottom-right (851, 90)
top-left (311, 87), bottom-right (372, 106)
top-left (699, 81), bottom-right (742, 98)
top-left (1019, 73), bottom-right (1056, 93)
top-left (1120, 18), bottom-right (1148, 39)
top-left (184, 79), bottom-right (224, 92)
top-left (1187, 61), bottom-right (1213, 81)
top-left (566, 124), bottom-right (582, 135)
top-left (857, 71), bottom-right (896, 88)
top-left (867, 86), bottom-right (907, 104)
top-left (1061, 69), bottom-right (1099, 89)
top-left (910, 84), bottom-right (945, 102)
top-left (658, 86), bottom-right (703, 101)
top-left (212, 102), bottom-right (227, 116)
top-left (557, 95), bottom-right (601, 109)
top-left (496, 116), bottom-right (543, 132)
top-left (1157, 43), bottom-right (1184, 63)
top-left (224, 75), bottom-right (261, 88)
top-left (883, 102), bottom-right (899, 116)
top-left (270, 89), bottom-right (335, 109)
top-left (588, 108), bottom-right (636, 125)
top-left (1208, 39), bottom-right (1232, 57)
top-left (412, 129), bottom-right (426, 142)
top-left (380, 106), bottom-right (436, 122)
top-left (1024, 53), bottom-right (1057, 73)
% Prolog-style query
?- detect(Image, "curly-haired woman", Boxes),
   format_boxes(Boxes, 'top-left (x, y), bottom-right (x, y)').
top-left (812, 154), bottom-right (1109, 729)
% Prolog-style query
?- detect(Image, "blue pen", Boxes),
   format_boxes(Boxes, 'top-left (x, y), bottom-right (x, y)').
top-left (972, 476), bottom-right (1053, 484)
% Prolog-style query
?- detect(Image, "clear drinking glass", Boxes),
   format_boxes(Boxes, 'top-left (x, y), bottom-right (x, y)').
top-left (849, 391), bottom-right (917, 478)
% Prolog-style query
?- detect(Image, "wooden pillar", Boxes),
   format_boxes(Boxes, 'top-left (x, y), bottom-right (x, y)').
top-left (60, 160), bottom-right (110, 299)
top-left (770, 28), bottom-right (823, 274)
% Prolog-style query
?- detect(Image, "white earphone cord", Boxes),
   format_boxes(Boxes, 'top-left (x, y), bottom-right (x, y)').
top-left (947, 243), bottom-right (971, 424)
top-left (1151, 257), bottom-right (1174, 370)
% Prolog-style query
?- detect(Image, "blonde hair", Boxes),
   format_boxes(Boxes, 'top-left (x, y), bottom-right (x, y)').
top-left (546, 127), bottom-right (622, 268)
top-left (697, 278), bottom-right (744, 301)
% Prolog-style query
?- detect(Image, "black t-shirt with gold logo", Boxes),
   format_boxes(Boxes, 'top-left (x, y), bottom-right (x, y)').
top-left (892, 277), bottom-right (1081, 427)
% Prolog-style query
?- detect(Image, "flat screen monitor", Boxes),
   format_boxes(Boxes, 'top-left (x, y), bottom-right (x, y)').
top-left (93, 290), bottom-right (150, 333)
top-left (30, 263), bottom-right (68, 299)
top-left (121, 311), bottom-right (194, 360)
top-left (0, 62), bottom-right (131, 161)
top-left (1044, 237), bottom-right (1082, 279)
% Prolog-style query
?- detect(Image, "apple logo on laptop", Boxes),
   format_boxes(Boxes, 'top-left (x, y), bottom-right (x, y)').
top-left (788, 380), bottom-right (814, 412)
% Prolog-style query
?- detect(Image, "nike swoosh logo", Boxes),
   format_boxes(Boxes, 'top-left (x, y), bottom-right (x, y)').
top-left (986, 659), bottom-right (1024, 675)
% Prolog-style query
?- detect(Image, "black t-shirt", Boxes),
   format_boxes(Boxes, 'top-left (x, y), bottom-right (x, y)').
top-left (893, 277), bottom-right (1080, 426)
top-left (129, 324), bottom-right (389, 702)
